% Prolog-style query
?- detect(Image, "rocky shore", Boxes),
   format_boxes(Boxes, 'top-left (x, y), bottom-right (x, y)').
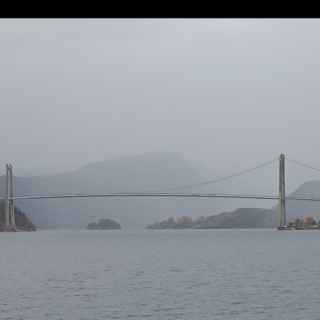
top-left (0, 201), bottom-right (36, 231)
top-left (147, 208), bottom-right (276, 229)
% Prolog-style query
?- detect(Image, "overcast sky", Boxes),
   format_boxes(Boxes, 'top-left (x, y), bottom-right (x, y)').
top-left (1, 19), bottom-right (320, 190)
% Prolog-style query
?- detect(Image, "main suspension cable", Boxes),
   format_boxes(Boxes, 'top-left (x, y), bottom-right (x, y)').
top-left (287, 157), bottom-right (320, 173)
top-left (144, 158), bottom-right (277, 192)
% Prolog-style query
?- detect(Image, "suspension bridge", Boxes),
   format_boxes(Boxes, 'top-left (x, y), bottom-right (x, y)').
top-left (2, 153), bottom-right (320, 231)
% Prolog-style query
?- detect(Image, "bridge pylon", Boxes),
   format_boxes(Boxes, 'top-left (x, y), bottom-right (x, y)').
top-left (9, 164), bottom-right (16, 228)
top-left (3, 164), bottom-right (16, 231)
top-left (278, 153), bottom-right (286, 227)
top-left (4, 164), bottom-right (9, 228)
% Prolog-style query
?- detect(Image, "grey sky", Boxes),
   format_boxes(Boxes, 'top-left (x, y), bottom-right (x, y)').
top-left (1, 19), bottom-right (320, 192)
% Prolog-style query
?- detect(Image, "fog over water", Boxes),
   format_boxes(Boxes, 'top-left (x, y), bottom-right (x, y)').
top-left (1, 19), bottom-right (320, 193)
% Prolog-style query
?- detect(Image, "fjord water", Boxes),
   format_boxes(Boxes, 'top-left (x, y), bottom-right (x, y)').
top-left (1, 229), bottom-right (320, 320)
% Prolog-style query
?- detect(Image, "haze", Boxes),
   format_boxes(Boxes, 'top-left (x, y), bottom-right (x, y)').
top-left (1, 19), bottom-right (319, 193)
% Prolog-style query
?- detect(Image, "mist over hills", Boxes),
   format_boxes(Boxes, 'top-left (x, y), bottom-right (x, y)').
top-left (0, 152), bottom-right (227, 228)
top-left (1, 152), bottom-right (320, 229)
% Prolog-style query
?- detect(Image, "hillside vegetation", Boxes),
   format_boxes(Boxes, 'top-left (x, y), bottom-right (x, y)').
top-left (0, 201), bottom-right (36, 231)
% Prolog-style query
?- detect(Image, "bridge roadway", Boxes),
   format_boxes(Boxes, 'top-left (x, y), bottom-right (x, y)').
top-left (1, 192), bottom-right (320, 202)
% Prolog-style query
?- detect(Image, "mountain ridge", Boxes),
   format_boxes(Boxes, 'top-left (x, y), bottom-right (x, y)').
top-left (0, 152), bottom-right (214, 229)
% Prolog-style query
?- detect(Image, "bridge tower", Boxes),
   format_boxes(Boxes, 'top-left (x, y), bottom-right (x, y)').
top-left (4, 164), bottom-right (10, 228)
top-left (278, 153), bottom-right (286, 227)
top-left (9, 164), bottom-right (16, 228)
top-left (4, 164), bottom-right (16, 231)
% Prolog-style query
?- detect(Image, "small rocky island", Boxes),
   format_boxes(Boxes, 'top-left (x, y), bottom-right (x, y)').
top-left (86, 218), bottom-right (121, 230)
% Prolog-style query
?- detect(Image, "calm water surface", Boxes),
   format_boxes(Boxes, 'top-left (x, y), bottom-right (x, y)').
top-left (1, 229), bottom-right (320, 320)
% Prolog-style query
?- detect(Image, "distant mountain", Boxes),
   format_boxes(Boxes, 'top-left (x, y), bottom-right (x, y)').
top-left (0, 152), bottom-right (225, 229)
top-left (194, 208), bottom-right (276, 228)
